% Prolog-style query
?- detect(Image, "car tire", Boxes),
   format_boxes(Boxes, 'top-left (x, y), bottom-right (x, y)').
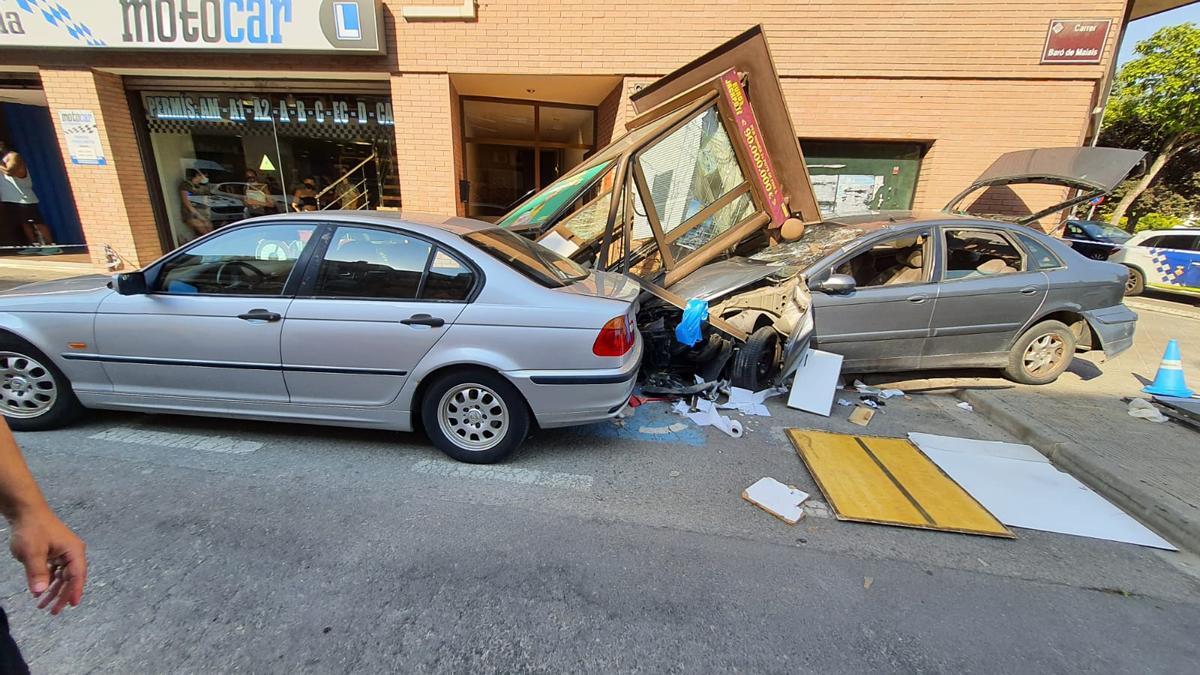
top-left (0, 335), bottom-right (84, 431)
top-left (420, 369), bottom-right (530, 464)
top-left (730, 326), bottom-right (781, 391)
top-left (1124, 267), bottom-right (1145, 296)
top-left (1003, 320), bottom-right (1076, 385)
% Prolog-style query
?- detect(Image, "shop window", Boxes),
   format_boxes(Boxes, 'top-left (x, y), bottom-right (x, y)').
top-left (156, 223), bottom-right (316, 296)
top-left (462, 98), bottom-right (597, 222)
top-left (800, 141), bottom-right (925, 218)
top-left (139, 90), bottom-right (396, 251)
top-left (316, 227), bottom-right (433, 300)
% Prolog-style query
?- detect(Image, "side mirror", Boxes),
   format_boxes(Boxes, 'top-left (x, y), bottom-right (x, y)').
top-left (112, 271), bottom-right (148, 296)
top-left (813, 273), bottom-right (857, 295)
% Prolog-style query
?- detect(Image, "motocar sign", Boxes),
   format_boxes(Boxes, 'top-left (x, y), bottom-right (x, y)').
top-left (0, 0), bottom-right (384, 53)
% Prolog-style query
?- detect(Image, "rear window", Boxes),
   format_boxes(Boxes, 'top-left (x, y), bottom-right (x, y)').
top-left (466, 228), bottom-right (589, 288)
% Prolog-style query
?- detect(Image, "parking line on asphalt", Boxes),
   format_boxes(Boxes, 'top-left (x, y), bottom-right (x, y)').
top-left (410, 458), bottom-right (594, 491)
top-left (88, 427), bottom-right (263, 454)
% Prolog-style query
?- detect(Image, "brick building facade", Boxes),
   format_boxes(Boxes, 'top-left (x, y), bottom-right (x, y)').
top-left (0, 0), bottom-right (1169, 269)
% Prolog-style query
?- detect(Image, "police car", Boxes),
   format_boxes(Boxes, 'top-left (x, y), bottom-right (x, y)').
top-left (1109, 227), bottom-right (1200, 297)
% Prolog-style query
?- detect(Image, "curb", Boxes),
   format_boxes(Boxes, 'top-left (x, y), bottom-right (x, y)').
top-left (955, 388), bottom-right (1199, 555)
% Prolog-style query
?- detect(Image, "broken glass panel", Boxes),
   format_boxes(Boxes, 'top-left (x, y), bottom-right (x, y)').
top-left (637, 105), bottom-right (746, 237)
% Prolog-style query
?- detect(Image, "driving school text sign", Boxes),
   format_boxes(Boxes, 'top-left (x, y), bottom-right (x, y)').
top-left (0, 0), bottom-right (383, 53)
top-left (719, 69), bottom-right (787, 228)
top-left (1041, 19), bottom-right (1111, 65)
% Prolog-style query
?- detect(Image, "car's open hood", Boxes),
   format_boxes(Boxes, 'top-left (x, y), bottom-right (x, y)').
top-left (945, 147), bottom-right (1147, 225)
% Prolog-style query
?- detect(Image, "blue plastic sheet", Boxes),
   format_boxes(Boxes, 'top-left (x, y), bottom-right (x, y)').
top-left (675, 298), bottom-right (709, 347)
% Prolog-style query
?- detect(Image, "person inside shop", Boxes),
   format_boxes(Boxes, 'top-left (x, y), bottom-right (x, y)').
top-left (292, 177), bottom-right (320, 212)
top-left (179, 169), bottom-right (213, 238)
top-left (243, 169), bottom-right (274, 217)
top-left (0, 139), bottom-right (56, 256)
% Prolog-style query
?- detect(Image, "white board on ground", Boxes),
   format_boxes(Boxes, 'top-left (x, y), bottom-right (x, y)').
top-left (786, 348), bottom-right (843, 416)
top-left (907, 432), bottom-right (1176, 550)
top-left (742, 477), bottom-right (809, 524)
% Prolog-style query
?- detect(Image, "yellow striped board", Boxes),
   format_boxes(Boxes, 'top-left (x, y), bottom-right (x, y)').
top-left (787, 429), bottom-right (1013, 538)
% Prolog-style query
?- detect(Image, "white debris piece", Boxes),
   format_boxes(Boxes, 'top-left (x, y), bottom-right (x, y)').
top-left (742, 477), bottom-right (809, 524)
top-left (853, 379), bottom-right (904, 399)
top-left (837, 398), bottom-right (853, 407)
top-left (786, 348), bottom-right (843, 416)
top-left (908, 432), bottom-right (1176, 550)
top-left (1127, 398), bottom-right (1168, 423)
top-left (687, 398), bottom-right (744, 438)
top-left (956, 401), bottom-right (974, 412)
top-left (718, 386), bottom-right (785, 417)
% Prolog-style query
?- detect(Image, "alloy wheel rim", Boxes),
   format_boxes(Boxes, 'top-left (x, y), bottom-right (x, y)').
top-left (0, 351), bottom-right (58, 418)
top-left (1126, 275), bottom-right (1137, 293)
top-left (437, 383), bottom-right (509, 452)
top-left (1022, 334), bottom-right (1066, 377)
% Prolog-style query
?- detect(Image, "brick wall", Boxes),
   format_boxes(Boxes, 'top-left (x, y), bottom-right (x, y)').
top-left (39, 68), bottom-right (163, 268)
top-left (595, 81), bottom-right (625, 148)
top-left (391, 73), bottom-right (458, 215)
top-left (783, 77), bottom-right (1096, 219)
top-left (387, 1), bottom-right (1124, 81)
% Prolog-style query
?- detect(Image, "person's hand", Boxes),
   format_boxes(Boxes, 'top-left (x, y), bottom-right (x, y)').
top-left (8, 507), bottom-right (86, 615)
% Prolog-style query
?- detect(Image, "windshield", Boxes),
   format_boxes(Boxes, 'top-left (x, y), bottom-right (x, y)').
top-left (1080, 221), bottom-right (1132, 243)
top-left (466, 228), bottom-right (590, 288)
top-left (498, 161), bottom-right (613, 232)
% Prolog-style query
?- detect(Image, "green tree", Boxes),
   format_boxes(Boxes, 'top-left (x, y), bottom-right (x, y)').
top-left (1102, 23), bottom-right (1200, 229)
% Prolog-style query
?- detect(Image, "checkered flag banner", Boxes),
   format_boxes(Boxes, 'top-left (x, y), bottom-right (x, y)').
top-left (13, 0), bottom-right (106, 46)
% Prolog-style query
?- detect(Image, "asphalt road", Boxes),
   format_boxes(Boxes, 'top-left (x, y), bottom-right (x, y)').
top-left (3, 388), bottom-right (1199, 673)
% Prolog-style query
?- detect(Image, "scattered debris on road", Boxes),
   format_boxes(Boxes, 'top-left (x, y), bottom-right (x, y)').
top-left (742, 477), bottom-right (809, 525)
top-left (908, 433), bottom-right (1176, 550)
top-left (1127, 398), bottom-right (1168, 423)
top-left (786, 348), bottom-right (842, 415)
top-left (787, 428), bottom-right (1013, 538)
top-left (848, 406), bottom-right (875, 427)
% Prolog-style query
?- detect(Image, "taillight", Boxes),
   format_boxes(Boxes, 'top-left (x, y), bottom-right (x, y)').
top-left (593, 315), bottom-right (635, 357)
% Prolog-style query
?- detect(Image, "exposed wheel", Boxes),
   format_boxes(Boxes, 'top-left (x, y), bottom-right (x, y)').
top-left (1124, 267), bottom-right (1144, 296)
top-left (420, 369), bottom-right (530, 464)
top-left (0, 335), bottom-right (84, 431)
top-left (730, 326), bottom-right (781, 391)
top-left (1003, 320), bottom-right (1076, 385)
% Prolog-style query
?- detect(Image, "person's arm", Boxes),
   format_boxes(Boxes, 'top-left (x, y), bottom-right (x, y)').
top-left (0, 153), bottom-right (12, 175)
top-left (0, 420), bottom-right (86, 615)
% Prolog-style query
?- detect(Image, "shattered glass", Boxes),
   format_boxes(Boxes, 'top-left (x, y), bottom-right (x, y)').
top-left (750, 222), bottom-right (866, 269)
top-left (637, 105), bottom-right (746, 236)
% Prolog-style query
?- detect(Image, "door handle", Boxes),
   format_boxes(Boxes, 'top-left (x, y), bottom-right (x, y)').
top-left (237, 309), bottom-right (282, 322)
top-left (906, 294), bottom-right (929, 303)
top-left (401, 313), bottom-right (445, 328)
top-left (1019, 286), bottom-right (1040, 295)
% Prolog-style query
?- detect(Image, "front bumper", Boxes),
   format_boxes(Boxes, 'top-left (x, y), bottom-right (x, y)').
top-left (1082, 304), bottom-right (1138, 359)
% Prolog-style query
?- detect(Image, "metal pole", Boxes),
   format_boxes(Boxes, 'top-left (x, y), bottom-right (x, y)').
top-left (271, 113), bottom-right (290, 213)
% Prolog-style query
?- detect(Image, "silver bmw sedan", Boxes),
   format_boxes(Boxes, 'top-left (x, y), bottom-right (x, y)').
top-left (0, 212), bottom-right (642, 464)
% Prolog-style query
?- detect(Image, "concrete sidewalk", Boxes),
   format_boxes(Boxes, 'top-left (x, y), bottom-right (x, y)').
top-left (877, 302), bottom-right (1200, 553)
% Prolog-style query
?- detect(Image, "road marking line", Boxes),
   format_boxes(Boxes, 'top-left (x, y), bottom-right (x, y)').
top-left (410, 458), bottom-right (594, 491)
top-left (88, 427), bottom-right (262, 454)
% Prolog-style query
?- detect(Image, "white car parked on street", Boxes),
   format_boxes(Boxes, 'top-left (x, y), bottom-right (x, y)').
top-left (1108, 227), bottom-right (1200, 297)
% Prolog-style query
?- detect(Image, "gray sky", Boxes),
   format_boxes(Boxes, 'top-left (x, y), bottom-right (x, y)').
top-left (1117, 2), bottom-right (1200, 65)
